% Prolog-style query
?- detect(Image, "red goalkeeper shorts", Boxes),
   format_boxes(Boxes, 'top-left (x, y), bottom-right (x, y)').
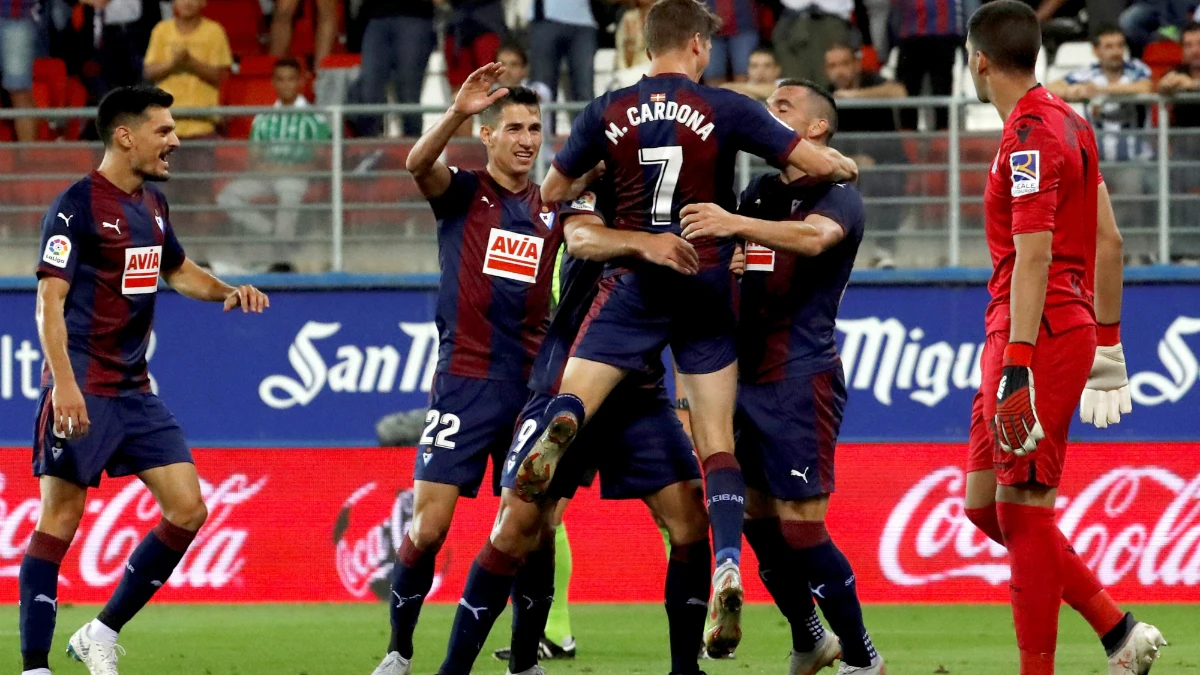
top-left (967, 324), bottom-right (1096, 487)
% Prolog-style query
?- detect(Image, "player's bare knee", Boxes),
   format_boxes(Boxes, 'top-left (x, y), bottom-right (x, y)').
top-left (964, 470), bottom-right (998, 510)
top-left (37, 499), bottom-right (85, 540)
top-left (163, 495), bottom-right (208, 531)
top-left (407, 513), bottom-right (451, 551)
top-left (777, 495), bottom-right (829, 522)
top-left (743, 488), bottom-right (777, 520)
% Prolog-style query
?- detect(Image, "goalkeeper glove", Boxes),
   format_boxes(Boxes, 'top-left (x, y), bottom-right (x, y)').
top-left (995, 342), bottom-right (1045, 456)
top-left (1080, 322), bottom-right (1133, 429)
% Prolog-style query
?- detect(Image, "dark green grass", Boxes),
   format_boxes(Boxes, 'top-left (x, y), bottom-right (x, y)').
top-left (4, 603), bottom-right (1196, 674)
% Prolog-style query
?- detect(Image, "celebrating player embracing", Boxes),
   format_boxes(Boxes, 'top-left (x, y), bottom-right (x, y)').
top-left (514, 0), bottom-right (858, 656)
top-left (962, 3), bottom-right (1166, 673)
top-left (20, 86), bottom-right (269, 675)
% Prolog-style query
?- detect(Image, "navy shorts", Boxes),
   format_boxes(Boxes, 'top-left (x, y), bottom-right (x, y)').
top-left (413, 373), bottom-right (528, 498)
top-left (571, 265), bottom-right (738, 376)
top-left (32, 388), bottom-right (193, 488)
top-left (501, 385), bottom-right (701, 500)
top-left (735, 367), bottom-right (846, 501)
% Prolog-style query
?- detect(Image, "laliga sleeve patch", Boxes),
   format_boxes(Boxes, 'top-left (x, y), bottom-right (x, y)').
top-left (42, 235), bottom-right (71, 269)
top-left (1010, 150), bottom-right (1040, 197)
top-left (570, 191), bottom-right (597, 212)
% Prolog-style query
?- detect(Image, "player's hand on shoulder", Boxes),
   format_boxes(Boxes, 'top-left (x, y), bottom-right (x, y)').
top-left (1080, 342), bottom-right (1133, 429)
top-left (224, 285), bottom-right (270, 314)
top-left (680, 203), bottom-right (739, 241)
top-left (640, 233), bottom-right (699, 275)
top-left (451, 63), bottom-right (511, 117)
top-left (51, 382), bottom-right (90, 440)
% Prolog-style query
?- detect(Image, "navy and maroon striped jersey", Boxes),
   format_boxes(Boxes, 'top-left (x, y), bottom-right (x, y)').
top-left (736, 174), bottom-right (864, 384)
top-left (35, 171), bottom-right (186, 396)
top-left (431, 167), bottom-right (562, 381)
top-left (527, 179), bottom-right (663, 394)
top-left (894, 0), bottom-right (973, 38)
top-left (552, 74), bottom-right (800, 266)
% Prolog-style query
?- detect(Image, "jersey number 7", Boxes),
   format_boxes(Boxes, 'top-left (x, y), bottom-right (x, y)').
top-left (639, 145), bottom-right (683, 226)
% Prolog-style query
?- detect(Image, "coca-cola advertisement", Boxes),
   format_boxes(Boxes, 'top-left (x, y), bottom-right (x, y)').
top-left (0, 444), bottom-right (1197, 604)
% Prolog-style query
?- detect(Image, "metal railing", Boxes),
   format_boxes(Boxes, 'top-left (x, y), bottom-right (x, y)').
top-left (0, 94), bottom-right (1197, 275)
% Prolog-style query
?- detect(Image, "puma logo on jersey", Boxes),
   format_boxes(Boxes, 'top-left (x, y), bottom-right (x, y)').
top-left (103, 219), bottom-right (121, 234)
top-left (791, 467), bottom-right (810, 483)
top-left (57, 212), bottom-right (73, 228)
top-left (483, 228), bottom-right (543, 284)
top-left (122, 245), bottom-right (162, 295)
top-left (481, 196), bottom-right (494, 208)
top-left (745, 242), bottom-right (775, 272)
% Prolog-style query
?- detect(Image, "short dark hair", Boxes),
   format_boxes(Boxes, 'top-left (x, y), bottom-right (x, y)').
top-left (1091, 23), bottom-right (1125, 46)
top-left (967, 0), bottom-right (1041, 74)
top-left (777, 77), bottom-right (839, 141)
top-left (96, 85), bottom-right (174, 147)
top-left (498, 41), bottom-right (529, 66)
top-left (1182, 21), bottom-right (1200, 39)
top-left (750, 45), bottom-right (776, 59)
top-left (645, 0), bottom-right (722, 56)
top-left (273, 56), bottom-right (303, 73)
top-left (480, 85), bottom-right (541, 126)
top-left (825, 42), bottom-right (857, 59)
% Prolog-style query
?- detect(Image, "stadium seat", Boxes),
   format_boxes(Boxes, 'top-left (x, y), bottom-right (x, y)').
top-left (1053, 41), bottom-right (1095, 71)
top-left (238, 54), bottom-right (279, 77)
top-left (319, 53), bottom-right (360, 70)
top-left (1144, 40), bottom-right (1183, 82)
top-left (221, 76), bottom-right (278, 138)
top-left (205, 0), bottom-right (263, 55)
top-left (861, 45), bottom-right (879, 74)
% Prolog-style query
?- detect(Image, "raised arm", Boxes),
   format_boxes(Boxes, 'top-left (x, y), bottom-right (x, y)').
top-left (36, 277), bottom-right (89, 439)
top-left (162, 259), bottom-right (269, 312)
top-left (786, 141), bottom-right (859, 182)
top-left (407, 63), bottom-right (510, 199)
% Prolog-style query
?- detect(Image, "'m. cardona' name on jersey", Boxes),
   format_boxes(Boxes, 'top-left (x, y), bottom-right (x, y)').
top-left (605, 99), bottom-right (715, 145)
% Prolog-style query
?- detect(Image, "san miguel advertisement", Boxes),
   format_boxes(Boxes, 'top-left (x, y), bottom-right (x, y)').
top-left (0, 445), bottom-right (1196, 604)
top-left (1, 284), bottom-right (1198, 445)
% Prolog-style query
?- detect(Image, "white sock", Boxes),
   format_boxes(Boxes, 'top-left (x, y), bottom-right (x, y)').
top-left (22, 668), bottom-right (52, 675)
top-left (86, 619), bottom-right (119, 644)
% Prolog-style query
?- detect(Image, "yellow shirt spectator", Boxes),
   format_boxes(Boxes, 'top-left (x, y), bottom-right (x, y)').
top-left (144, 17), bottom-right (232, 137)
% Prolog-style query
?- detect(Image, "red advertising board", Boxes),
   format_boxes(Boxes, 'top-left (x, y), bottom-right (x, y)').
top-left (0, 444), bottom-right (1197, 604)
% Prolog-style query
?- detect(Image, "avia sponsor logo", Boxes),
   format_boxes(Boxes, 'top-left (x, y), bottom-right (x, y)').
top-left (744, 242), bottom-right (776, 272)
top-left (837, 315), bottom-right (1200, 408)
top-left (333, 483), bottom-right (446, 601)
top-left (880, 465), bottom-right (1200, 588)
top-left (0, 473), bottom-right (265, 588)
top-left (258, 321), bottom-right (439, 410)
top-left (122, 245), bottom-right (162, 295)
top-left (483, 229), bottom-right (543, 284)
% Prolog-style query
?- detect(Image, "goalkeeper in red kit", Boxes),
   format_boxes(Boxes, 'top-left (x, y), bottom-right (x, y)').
top-left (961, 3), bottom-right (1166, 674)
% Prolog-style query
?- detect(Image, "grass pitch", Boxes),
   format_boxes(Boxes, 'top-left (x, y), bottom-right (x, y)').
top-left (4, 603), bottom-right (1197, 674)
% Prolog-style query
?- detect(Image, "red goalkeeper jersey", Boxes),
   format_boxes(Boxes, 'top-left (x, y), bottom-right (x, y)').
top-left (983, 85), bottom-right (1101, 336)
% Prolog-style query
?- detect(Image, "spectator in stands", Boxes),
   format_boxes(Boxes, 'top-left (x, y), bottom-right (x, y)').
top-left (0, 0), bottom-right (38, 141)
top-left (143, 0), bottom-right (232, 139)
top-left (773, 0), bottom-right (855, 83)
top-left (1049, 26), bottom-right (1154, 257)
top-left (891, 0), bottom-right (976, 129)
top-left (721, 46), bottom-right (782, 99)
top-left (610, 0), bottom-right (653, 90)
top-left (824, 44), bottom-right (907, 267)
top-left (218, 58), bottom-right (330, 257)
top-left (528, 0), bottom-right (598, 108)
top-left (359, 0), bottom-right (436, 137)
top-left (1048, 26), bottom-right (1153, 163)
top-left (270, 0), bottom-right (338, 66)
top-left (1157, 21), bottom-right (1200, 260)
top-left (81, 0), bottom-right (162, 96)
top-left (703, 0), bottom-right (759, 85)
top-left (143, 0), bottom-right (231, 203)
top-left (1120, 0), bottom-right (1194, 57)
top-left (497, 41), bottom-right (554, 151)
top-left (445, 0), bottom-right (507, 93)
